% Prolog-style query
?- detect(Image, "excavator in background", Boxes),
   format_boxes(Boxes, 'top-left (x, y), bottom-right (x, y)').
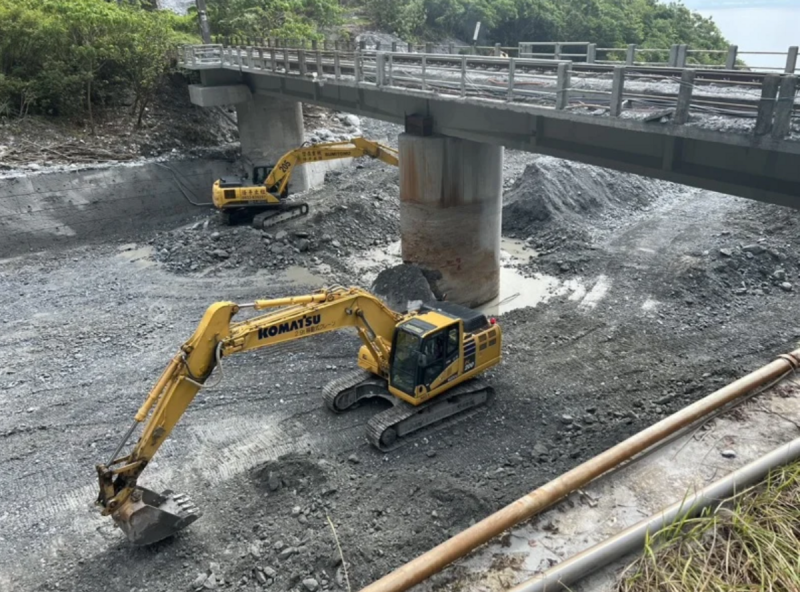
top-left (212, 137), bottom-right (399, 229)
top-left (96, 286), bottom-right (501, 546)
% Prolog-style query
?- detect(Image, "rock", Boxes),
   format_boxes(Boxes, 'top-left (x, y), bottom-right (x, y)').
top-left (294, 231), bottom-right (310, 238)
top-left (291, 506), bottom-right (301, 516)
top-left (279, 547), bottom-right (295, 560)
top-left (347, 454), bottom-right (360, 464)
top-left (302, 578), bottom-right (319, 592)
top-left (275, 230), bottom-right (288, 241)
top-left (533, 443), bottom-right (549, 455)
top-left (263, 567), bottom-right (277, 578)
top-left (331, 239), bottom-right (342, 249)
top-left (210, 232), bottom-right (221, 241)
top-left (209, 563), bottom-right (220, 574)
top-left (773, 269), bottom-right (787, 281)
top-left (249, 542), bottom-right (261, 558)
top-left (192, 573), bottom-right (207, 590)
top-left (371, 264), bottom-right (436, 313)
top-left (426, 450), bottom-right (436, 458)
top-left (321, 234), bottom-right (332, 242)
top-left (297, 239), bottom-right (310, 252)
top-left (561, 414), bottom-right (574, 424)
top-left (210, 249), bottom-right (229, 259)
top-left (203, 574), bottom-right (218, 590)
top-left (255, 571), bottom-right (268, 586)
top-left (720, 449), bottom-right (736, 459)
top-left (733, 287), bottom-right (747, 295)
top-left (742, 244), bottom-right (764, 255)
top-left (267, 471), bottom-right (281, 491)
top-left (780, 282), bottom-right (793, 292)
top-left (719, 248), bottom-right (733, 258)
top-left (343, 114), bottom-right (360, 128)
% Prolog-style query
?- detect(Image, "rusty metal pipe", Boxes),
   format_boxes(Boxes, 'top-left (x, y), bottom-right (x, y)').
top-left (360, 349), bottom-right (800, 592)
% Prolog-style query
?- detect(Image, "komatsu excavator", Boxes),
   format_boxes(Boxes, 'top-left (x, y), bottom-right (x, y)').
top-left (212, 137), bottom-right (399, 229)
top-left (96, 286), bottom-right (501, 546)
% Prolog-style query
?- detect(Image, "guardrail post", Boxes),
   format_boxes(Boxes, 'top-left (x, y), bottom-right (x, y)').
top-left (626, 44), bottom-right (636, 65)
top-left (494, 43), bottom-right (502, 57)
top-left (426, 42), bottom-right (434, 54)
top-left (311, 40), bottom-right (318, 51)
top-left (507, 58), bottom-right (516, 101)
top-left (421, 55), bottom-right (427, 91)
top-left (772, 75), bottom-right (798, 138)
top-left (448, 43), bottom-right (454, 55)
top-left (298, 49), bottom-right (307, 75)
top-left (460, 55), bottom-right (468, 97)
top-left (334, 52), bottom-right (341, 80)
top-left (316, 50), bottom-right (322, 76)
top-left (324, 40), bottom-right (330, 51)
top-left (610, 66), bottom-right (625, 116)
top-left (256, 48), bottom-right (264, 70)
top-left (359, 39), bottom-right (367, 51)
top-left (391, 42), bottom-right (398, 52)
top-left (376, 41), bottom-right (382, 52)
top-left (408, 42), bottom-right (414, 53)
top-left (388, 54), bottom-right (395, 85)
top-left (283, 47), bottom-right (290, 73)
top-left (755, 74), bottom-right (781, 136)
top-left (554, 43), bottom-right (561, 60)
top-left (785, 46), bottom-right (798, 74)
top-left (674, 70), bottom-right (695, 124)
top-left (556, 62), bottom-right (571, 110)
top-left (726, 45), bottom-right (738, 69)
top-left (587, 43), bottom-right (597, 64)
top-left (669, 44), bottom-right (679, 67)
top-left (375, 52), bottom-right (386, 86)
top-left (270, 47), bottom-right (277, 71)
top-left (677, 44), bottom-right (688, 68)
top-left (334, 40), bottom-right (339, 51)
top-left (355, 53), bottom-right (363, 84)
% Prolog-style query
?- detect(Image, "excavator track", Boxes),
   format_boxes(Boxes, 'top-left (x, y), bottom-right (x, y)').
top-left (366, 378), bottom-right (494, 452)
top-left (322, 369), bottom-right (390, 413)
top-left (251, 203), bottom-right (309, 230)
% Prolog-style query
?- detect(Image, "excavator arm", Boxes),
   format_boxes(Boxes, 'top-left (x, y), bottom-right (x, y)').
top-left (264, 137), bottom-right (399, 197)
top-left (96, 287), bottom-right (402, 545)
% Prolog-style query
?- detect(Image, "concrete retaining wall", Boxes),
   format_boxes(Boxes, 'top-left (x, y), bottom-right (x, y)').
top-left (0, 158), bottom-right (238, 257)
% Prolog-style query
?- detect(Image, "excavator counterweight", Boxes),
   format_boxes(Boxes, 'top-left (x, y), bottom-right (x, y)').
top-left (96, 287), bottom-right (501, 545)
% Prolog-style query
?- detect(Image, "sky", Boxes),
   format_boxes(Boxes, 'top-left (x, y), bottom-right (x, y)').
top-left (680, 0), bottom-right (800, 69)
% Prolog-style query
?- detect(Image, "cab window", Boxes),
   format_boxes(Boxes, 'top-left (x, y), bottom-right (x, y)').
top-left (447, 326), bottom-right (459, 356)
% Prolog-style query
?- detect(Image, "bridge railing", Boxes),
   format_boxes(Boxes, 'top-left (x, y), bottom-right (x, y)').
top-left (178, 45), bottom-right (799, 140)
top-left (519, 41), bottom-right (799, 74)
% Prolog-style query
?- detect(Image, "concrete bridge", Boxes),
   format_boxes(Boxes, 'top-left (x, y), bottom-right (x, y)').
top-left (180, 44), bottom-right (800, 306)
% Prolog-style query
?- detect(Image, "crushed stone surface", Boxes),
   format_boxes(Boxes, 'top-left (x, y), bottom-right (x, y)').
top-left (1, 123), bottom-right (799, 592)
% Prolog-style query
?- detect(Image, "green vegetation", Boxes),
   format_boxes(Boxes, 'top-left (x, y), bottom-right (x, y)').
top-left (0, 0), bottom-right (195, 127)
top-left (618, 460), bottom-right (800, 592)
top-left (200, 0), bottom-right (342, 41)
top-left (363, 0), bottom-right (728, 57)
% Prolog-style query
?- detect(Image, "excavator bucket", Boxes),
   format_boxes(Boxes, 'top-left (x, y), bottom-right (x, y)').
top-left (114, 487), bottom-right (202, 546)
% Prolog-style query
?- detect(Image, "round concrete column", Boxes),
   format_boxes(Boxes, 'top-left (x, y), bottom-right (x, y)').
top-left (399, 133), bottom-right (503, 307)
top-left (236, 96), bottom-right (308, 191)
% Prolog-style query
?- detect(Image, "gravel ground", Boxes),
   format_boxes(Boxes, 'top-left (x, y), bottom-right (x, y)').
top-left (1, 134), bottom-right (799, 592)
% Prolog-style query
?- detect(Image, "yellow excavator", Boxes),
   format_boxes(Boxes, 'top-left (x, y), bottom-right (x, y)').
top-left (212, 137), bottom-right (399, 229)
top-left (96, 286), bottom-right (501, 546)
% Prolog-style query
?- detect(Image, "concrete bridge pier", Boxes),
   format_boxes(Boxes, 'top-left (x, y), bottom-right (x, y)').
top-left (398, 133), bottom-right (503, 308)
top-left (236, 95), bottom-right (309, 191)
top-left (189, 74), bottom-right (309, 191)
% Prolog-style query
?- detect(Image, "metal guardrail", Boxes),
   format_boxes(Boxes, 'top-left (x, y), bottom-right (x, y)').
top-left (519, 41), bottom-right (800, 74)
top-left (178, 44), bottom-right (799, 140)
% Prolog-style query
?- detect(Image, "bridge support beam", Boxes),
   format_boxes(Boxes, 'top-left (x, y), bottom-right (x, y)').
top-left (236, 95), bottom-right (308, 191)
top-left (398, 133), bottom-right (503, 308)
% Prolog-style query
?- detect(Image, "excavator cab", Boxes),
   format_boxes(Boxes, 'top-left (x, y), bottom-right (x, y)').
top-left (389, 302), bottom-right (491, 401)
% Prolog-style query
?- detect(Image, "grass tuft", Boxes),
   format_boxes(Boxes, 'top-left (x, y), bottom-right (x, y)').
top-left (617, 460), bottom-right (800, 592)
